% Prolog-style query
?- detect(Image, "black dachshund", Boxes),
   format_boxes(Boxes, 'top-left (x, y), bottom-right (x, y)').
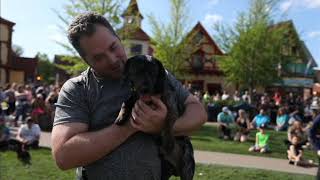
top-left (115, 55), bottom-right (195, 180)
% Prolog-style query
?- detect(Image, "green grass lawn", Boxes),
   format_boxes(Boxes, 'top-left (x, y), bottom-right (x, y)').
top-left (0, 148), bottom-right (314, 180)
top-left (0, 148), bottom-right (75, 180)
top-left (191, 124), bottom-right (318, 161)
top-left (172, 164), bottom-right (314, 180)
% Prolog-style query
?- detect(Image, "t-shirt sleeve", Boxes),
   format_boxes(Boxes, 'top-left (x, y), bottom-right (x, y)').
top-left (53, 78), bottom-right (90, 126)
top-left (166, 71), bottom-right (190, 106)
top-left (217, 113), bottom-right (222, 122)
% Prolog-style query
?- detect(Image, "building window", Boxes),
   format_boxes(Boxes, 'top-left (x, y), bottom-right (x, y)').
top-left (127, 16), bottom-right (134, 24)
top-left (195, 32), bottom-right (204, 43)
top-left (131, 44), bottom-right (143, 56)
top-left (192, 54), bottom-right (203, 72)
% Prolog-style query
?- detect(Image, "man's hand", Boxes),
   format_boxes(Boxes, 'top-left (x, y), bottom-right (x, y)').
top-left (131, 96), bottom-right (167, 134)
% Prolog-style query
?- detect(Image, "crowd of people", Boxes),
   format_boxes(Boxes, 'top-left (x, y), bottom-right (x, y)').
top-left (0, 82), bottom-right (60, 150)
top-left (1, 80), bottom-right (320, 170)
top-left (192, 88), bottom-right (320, 166)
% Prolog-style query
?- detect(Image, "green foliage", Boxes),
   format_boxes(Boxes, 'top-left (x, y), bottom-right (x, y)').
top-left (148, 0), bottom-right (192, 78)
top-left (212, 99), bottom-right (240, 107)
top-left (12, 44), bottom-right (24, 56)
top-left (55, 55), bottom-right (88, 76)
top-left (214, 0), bottom-right (289, 91)
top-left (36, 53), bottom-right (56, 84)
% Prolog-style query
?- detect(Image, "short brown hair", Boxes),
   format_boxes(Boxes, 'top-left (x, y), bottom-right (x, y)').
top-left (68, 12), bottom-right (118, 58)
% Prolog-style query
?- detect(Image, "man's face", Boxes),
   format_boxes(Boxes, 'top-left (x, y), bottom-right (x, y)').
top-left (80, 25), bottom-right (127, 79)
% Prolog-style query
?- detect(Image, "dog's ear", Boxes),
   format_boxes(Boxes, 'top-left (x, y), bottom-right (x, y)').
top-left (153, 57), bottom-right (166, 94)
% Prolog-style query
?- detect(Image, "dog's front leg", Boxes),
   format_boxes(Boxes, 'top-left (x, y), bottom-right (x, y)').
top-left (115, 93), bottom-right (137, 125)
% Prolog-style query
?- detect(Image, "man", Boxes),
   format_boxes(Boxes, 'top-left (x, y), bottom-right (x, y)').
top-left (17, 117), bottom-right (41, 148)
top-left (217, 106), bottom-right (234, 140)
top-left (250, 108), bottom-right (270, 129)
top-left (242, 90), bottom-right (251, 104)
top-left (51, 12), bottom-right (207, 180)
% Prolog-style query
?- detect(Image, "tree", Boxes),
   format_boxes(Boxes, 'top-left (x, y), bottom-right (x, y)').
top-left (54, 0), bottom-right (125, 76)
top-left (12, 44), bottom-right (24, 56)
top-left (36, 53), bottom-right (56, 84)
top-left (214, 0), bottom-right (288, 92)
top-left (148, 0), bottom-right (193, 78)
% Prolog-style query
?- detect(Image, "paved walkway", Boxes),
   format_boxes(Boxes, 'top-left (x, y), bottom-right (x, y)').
top-left (195, 150), bottom-right (317, 176)
top-left (40, 132), bottom-right (318, 176)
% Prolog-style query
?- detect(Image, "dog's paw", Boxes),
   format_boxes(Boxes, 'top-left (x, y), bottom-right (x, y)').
top-left (115, 103), bottom-right (127, 125)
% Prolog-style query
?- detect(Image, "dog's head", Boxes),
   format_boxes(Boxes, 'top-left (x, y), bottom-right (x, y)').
top-left (123, 55), bottom-right (166, 101)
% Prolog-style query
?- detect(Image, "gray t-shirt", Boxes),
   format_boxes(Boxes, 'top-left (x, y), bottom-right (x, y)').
top-left (54, 68), bottom-right (189, 180)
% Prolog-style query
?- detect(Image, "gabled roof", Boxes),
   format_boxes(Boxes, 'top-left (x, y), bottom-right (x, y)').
top-left (272, 20), bottom-right (316, 65)
top-left (300, 40), bottom-right (318, 68)
top-left (186, 22), bottom-right (224, 55)
top-left (122, 0), bottom-right (143, 19)
top-left (118, 27), bottom-right (150, 41)
top-left (0, 17), bottom-right (15, 27)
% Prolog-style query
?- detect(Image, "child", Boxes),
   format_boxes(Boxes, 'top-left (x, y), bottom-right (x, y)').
top-left (287, 134), bottom-right (313, 166)
top-left (249, 124), bottom-right (269, 153)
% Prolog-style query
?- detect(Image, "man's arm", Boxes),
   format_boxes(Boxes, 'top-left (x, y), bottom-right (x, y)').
top-left (16, 127), bottom-right (26, 143)
top-left (51, 122), bottom-right (137, 170)
top-left (173, 95), bottom-right (207, 136)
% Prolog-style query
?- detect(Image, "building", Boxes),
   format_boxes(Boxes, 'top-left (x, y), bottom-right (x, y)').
top-left (181, 22), bottom-right (231, 94)
top-left (0, 17), bottom-right (38, 86)
top-left (266, 20), bottom-right (317, 99)
top-left (118, 0), bottom-right (153, 57)
top-left (53, 55), bottom-right (73, 85)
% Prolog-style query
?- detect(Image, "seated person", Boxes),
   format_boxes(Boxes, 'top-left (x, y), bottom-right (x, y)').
top-left (275, 107), bottom-right (289, 131)
top-left (17, 117), bottom-right (41, 149)
top-left (217, 106), bottom-right (234, 140)
top-left (234, 109), bottom-right (250, 142)
top-left (250, 109), bottom-right (270, 129)
top-left (0, 116), bottom-right (10, 150)
top-left (287, 120), bottom-right (307, 145)
top-left (249, 124), bottom-right (269, 153)
top-left (287, 134), bottom-right (313, 166)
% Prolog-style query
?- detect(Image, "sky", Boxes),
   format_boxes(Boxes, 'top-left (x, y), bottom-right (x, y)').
top-left (1, 0), bottom-right (320, 65)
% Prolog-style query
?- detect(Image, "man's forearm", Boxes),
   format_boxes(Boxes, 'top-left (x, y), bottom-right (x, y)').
top-left (54, 124), bottom-right (135, 170)
top-left (173, 102), bottom-right (207, 136)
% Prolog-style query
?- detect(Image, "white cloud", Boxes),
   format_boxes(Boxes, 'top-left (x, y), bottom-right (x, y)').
top-left (305, 0), bottom-right (320, 8)
top-left (308, 31), bottom-right (320, 38)
top-left (202, 14), bottom-right (223, 26)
